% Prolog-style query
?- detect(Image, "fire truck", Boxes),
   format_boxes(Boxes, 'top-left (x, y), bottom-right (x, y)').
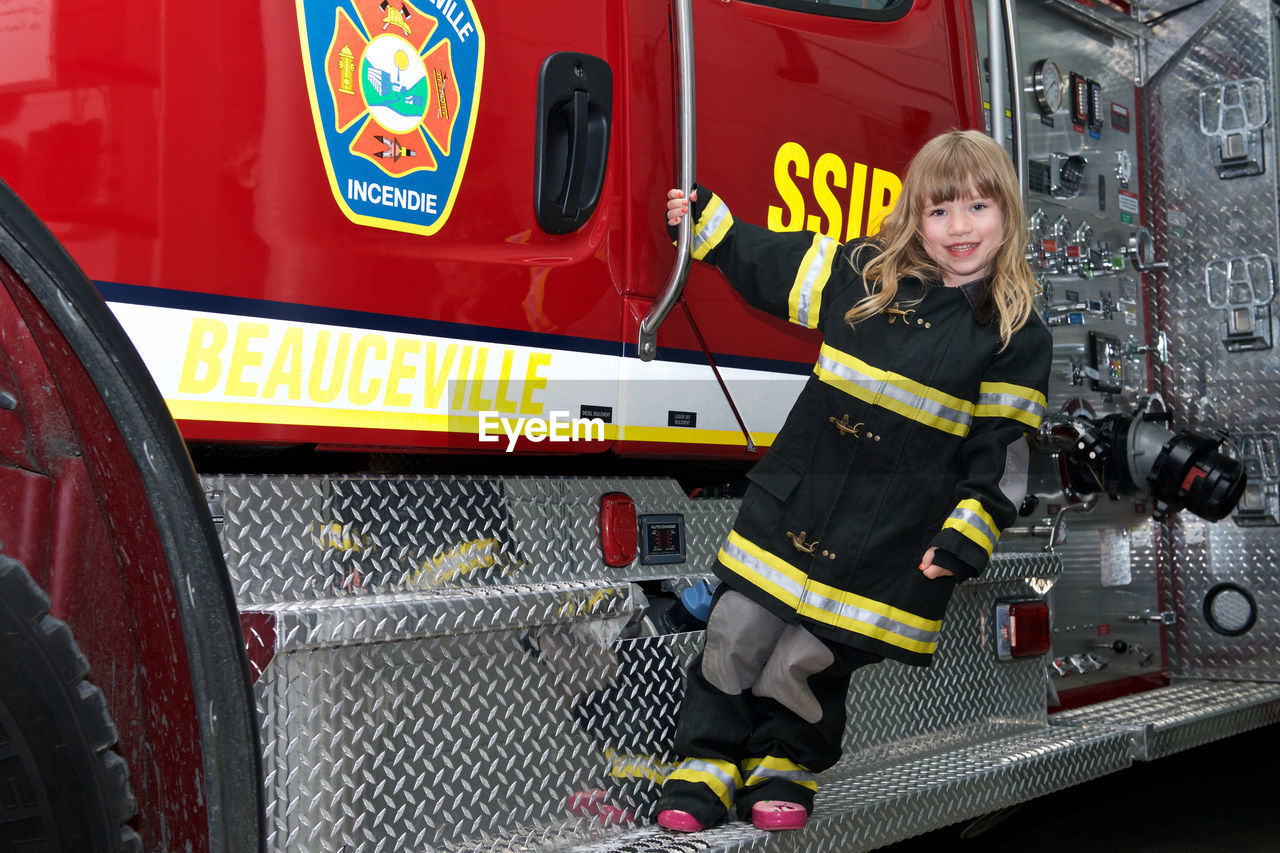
top-left (1, 0), bottom-right (1278, 850)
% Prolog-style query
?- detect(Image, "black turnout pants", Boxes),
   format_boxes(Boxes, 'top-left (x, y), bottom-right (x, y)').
top-left (656, 587), bottom-right (882, 827)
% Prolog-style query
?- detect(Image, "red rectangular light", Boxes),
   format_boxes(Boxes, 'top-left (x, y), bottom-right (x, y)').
top-left (598, 492), bottom-right (637, 567)
top-left (995, 599), bottom-right (1051, 660)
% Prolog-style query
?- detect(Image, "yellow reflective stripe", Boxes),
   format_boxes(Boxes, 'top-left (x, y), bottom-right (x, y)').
top-left (942, 498), bottom-right (999, 554)
top-left (975, 380), bottom-right (1047, 429)
top-left (803, 574), bottom-right (943, 634)
top-left (742, 756), bottom-right (818, 792)
top-left (690, 194), bottom-right (734, 261)
top-left (718, 530), bottom-right (807, 610)
top-left (665, 758), bottom-right (742, 810)
top-left (814, 344), bottom-right (974, 437)
top-left (719, 531), bottom-right (941, 654)
top-left (787, 234), bottom-right (836, 329)
top-left (606, 749), bottom-right (674, 784)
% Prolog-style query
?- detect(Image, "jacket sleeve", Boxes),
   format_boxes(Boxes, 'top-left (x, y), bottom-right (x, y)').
top-left (676, 188), bottom-right (862, 330)
top-left (928, 316), bottom-right (1053, 581)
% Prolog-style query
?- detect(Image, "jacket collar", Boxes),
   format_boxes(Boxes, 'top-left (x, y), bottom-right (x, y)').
top-left (957, 277), bottom-right (996, 325)
top-left (916, 275), bottom-right (996, 324)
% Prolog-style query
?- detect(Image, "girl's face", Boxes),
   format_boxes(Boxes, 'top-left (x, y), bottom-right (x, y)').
top-left (918, 189), bottom-right (1004, 287)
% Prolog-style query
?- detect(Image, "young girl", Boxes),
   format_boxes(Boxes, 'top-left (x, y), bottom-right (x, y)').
top-left (654, 130), bottom-right (1052, 833)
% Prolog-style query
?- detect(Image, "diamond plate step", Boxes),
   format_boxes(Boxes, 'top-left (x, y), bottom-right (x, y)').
top-left (427, 724), bottom-right (1133, 853)
top-left (1050, 680), bottom-right (1280, 760)
top-left (244, 581), bottom-right (640, 653)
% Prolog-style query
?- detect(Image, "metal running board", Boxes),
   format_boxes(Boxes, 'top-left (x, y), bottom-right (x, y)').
top-left (429, 724), bottom-right (1133, 853)
top-left (1049, 679), bottom-right (1280, 760)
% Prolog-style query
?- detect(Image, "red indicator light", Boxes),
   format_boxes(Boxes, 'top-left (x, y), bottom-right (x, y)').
top-left (599, 492), bottom-right (637, 567)
top-left (995, 599), bottom-right (1052, 660)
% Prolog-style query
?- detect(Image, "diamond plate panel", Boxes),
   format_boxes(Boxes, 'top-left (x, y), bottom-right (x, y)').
top-left (431, 726), bottom-right (1131, 853)
top-left (837, 564), bottom-right (1062, 756)
top-left (218, 473), bottom-right (1105, 850)
top-left (257, 629), bottom-right (702, 851)
top-left (1051, 679), bottom-right (1280, 760)
top-left (255, 582), bottom-right (639, 652)
top-left (1143, 0), bottom-right (1280, 680)
top-left (250, 546), bottom-right (1076, 852)
top-left (205, 475), bottom-right (742, 606)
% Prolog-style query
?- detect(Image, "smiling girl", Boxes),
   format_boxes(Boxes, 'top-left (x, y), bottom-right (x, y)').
top-left (654, 130), bottom-right (1052, 834)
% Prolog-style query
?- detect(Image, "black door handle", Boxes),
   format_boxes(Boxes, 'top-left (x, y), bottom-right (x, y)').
top-left (535, 52), bottom-right (612, 234)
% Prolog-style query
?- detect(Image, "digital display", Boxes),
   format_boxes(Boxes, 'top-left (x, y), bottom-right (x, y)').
top-left (1087, 80), bottom-right (1104, 132)
top-left (1070, 72), bottom-right (1089, 126)
top-left (639, 514), bottom-right (686, 565)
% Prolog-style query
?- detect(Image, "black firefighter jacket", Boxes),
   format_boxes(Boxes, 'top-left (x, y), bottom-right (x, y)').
top-left (686, 190), bottom-right (1053, 667)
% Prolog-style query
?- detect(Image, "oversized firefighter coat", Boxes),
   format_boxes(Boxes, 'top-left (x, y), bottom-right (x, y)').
top-left (687, 191), bottom-right (1053, 667)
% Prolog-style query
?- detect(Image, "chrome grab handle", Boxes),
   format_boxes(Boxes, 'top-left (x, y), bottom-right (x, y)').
top-left (1003, 0), bottom-right (1026, 201)
top-left (639, 0), bottom-right (697, 362)
top-left (986, 0), bottom-right (1006, 148)
top-left (986, 0), bottom-right (1026, 199)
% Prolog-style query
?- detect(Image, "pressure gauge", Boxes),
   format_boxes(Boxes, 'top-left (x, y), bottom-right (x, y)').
top-left (1031, 59), bottom-right (1063, 116)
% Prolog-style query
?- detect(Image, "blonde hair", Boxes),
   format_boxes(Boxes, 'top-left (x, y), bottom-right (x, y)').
top-left (846, 130), bottom-right (1038, 347)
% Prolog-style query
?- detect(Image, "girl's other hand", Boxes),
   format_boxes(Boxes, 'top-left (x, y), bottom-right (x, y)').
top-left (666, 188), bottom-right (697, 226)
top-left (917, 546), bottom-right (954, 580)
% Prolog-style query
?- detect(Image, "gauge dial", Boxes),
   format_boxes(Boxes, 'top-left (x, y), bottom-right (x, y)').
top-left (1032, 59), bottom-right (1063, 116)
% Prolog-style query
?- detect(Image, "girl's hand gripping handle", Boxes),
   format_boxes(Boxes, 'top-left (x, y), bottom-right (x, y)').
top-left (666, 188), bottom-right (698, 227)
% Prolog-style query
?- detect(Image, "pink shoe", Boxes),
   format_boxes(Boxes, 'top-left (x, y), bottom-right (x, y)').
top-left (751, 800), bottom-right (808, 831)
top-left (657, 809), bottom-right (705, 832)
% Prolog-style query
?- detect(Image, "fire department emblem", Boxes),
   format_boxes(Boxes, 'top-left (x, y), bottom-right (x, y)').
top-left (296, 0), bottom-right (484, 234)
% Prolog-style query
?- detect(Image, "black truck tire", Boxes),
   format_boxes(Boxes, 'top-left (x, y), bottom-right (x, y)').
top-left (0, 554), bottom-right (141, 852)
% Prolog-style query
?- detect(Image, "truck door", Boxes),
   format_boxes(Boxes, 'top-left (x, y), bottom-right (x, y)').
top-left (620, 0), bottom-right (985, 457)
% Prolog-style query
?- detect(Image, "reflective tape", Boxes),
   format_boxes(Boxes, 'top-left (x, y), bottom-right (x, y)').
top-left (814, 344), bottom-right (974, 437)
top-left (788, 234), bottom-right (836, 329)
top-left (665, 758), bottom-right (743, 810)
top-left (976, 380), bottom-right (1047, 429)
top-left (718, 531), bottom-right (941, 654)
top-left (742, 756), bottom-right (818, 792)
top-left (943, 498), bottom-right (999, 555)
top-left (691, 195), bottom-right (735, 261)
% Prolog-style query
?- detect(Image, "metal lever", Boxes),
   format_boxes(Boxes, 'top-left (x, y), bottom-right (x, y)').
top-left (1128, 609), bottom-right (1177, 625)
top-left (1125, 331), bottom-right (1169, 365)
top-left (639, 0), bottom-right (696, 362)
top-left (1044, 494), bottom-right (1099, 552)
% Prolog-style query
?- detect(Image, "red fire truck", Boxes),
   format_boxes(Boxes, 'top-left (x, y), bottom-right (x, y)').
top-left (2, 0), bottom-right (1276, 851)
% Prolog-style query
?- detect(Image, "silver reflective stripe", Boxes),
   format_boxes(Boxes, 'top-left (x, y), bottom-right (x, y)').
top-left (676, 758), bottom-right (739, 796)
top-left (692, 200), bottom-right (732, 259)
top-left (720, 536), bottom-right (940, 648)
top-left (815, 351), bottom-right (974, 434)
top-left (744, 766), bottom-right (817, 787)
top-left (794, 236), bottom-right (834, 327)
top-left (720, 536), bottom-right (806, 602)
top-left (977, 388), bottom-right (1046, 424)
top-left (798, 581), bottom-right (940, 647)
top-left (949, 503), bottom-right (998, 546)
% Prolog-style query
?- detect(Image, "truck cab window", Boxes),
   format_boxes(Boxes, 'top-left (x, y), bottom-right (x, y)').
top-left (739, 0), bottom-right (910, 21)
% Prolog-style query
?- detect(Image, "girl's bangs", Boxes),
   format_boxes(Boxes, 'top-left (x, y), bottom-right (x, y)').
top-left (916, 139), bottom-right (1008, 206)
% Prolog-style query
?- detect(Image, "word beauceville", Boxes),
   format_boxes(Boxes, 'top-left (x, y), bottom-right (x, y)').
top-left (176, 316), bottom-right (552, 414)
